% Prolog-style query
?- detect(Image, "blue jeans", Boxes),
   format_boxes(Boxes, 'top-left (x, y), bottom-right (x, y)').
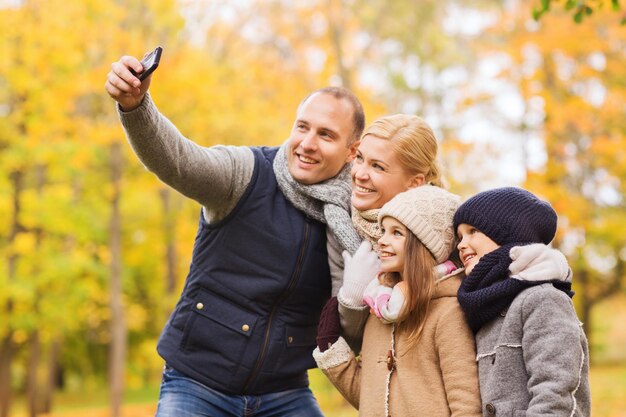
top-left (155, 365), bottom-right (325, 417)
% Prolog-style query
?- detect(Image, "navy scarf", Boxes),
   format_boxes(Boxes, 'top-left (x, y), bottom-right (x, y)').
top-left (457, 243), bottom-right (574, 332)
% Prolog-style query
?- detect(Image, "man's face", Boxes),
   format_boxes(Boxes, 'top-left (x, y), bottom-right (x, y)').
top-left (287, 92), bottom-right (358, 185)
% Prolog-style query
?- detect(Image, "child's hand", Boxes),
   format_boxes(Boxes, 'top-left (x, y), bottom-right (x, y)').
top-left (363, 277), bottom-right (392, 318)
top-left (338, 241), bottom-right (381, 307)
top-left (363, 278), bottom-right (407, 324)
top-left (316, 297), bottom-right (341, 352)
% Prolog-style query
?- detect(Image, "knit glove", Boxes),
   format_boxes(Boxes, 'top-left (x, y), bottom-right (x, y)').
top-left (363, 278), bottom-right (392, 318)
top-left (316, 297), bottom-right (341, 352)
top-left (509, 243), bottom-right (571, 282)
top-left (379, 284), bottom-right (406, 324)
top-left (337, 240), bottom-right (381, 308)
top-left (363, 279), bottom-right (407, 324)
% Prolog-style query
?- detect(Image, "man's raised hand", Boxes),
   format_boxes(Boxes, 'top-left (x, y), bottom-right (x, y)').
top-left (104, 55), bottom-right (151, 111)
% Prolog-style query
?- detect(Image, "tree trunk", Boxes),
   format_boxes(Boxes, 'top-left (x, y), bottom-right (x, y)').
top-left (40, 338), bottom-right (62, 413)
top-left (108, 143), bottom-right (126, 417)
top-left (0, 170), bottom-right (24, 417)
top-left (26, 164), bottom-right (47, 417)
top-left (327, 0), bottom-right (351, 89)
top-left (0, 336), bottom-right (15, 417)
top-left (26, 331), bottom-right (41, 417)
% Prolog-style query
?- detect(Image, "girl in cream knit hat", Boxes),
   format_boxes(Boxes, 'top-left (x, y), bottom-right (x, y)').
top-left (314, 185), bottom-right (481, 417)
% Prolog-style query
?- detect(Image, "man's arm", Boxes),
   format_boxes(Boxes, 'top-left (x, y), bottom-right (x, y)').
top-left (105, 54), bottom-right (254, 222)
top-left (118, 94), bottom-right (254, 222)
top-left (332, 240), bottom-right (378, 352)
top-left (326, 231), bottom-right (344, 297)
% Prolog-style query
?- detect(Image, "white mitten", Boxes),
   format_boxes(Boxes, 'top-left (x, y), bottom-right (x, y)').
top-left (509, 243), bottom-right (571, 282)
top-left (338, 240), bottom-right (381, 307)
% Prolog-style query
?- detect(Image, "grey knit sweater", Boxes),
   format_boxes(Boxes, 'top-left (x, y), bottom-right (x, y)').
top-left (118, 93), bottom-right (350, 296)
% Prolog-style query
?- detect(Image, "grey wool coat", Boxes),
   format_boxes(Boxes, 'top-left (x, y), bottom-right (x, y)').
top-left (475, 283), bottom-right (590, 417)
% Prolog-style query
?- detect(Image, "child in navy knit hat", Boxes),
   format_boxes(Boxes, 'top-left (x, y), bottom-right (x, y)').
top-left (454, 187), bottom-right (591, 416)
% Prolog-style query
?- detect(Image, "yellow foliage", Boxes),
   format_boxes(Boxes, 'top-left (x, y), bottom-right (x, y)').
top-left (10, 232), bottom-right (37, 256)
top-left (125, 303), bottom-right (149, 332)
top-left (98, 246), bottom-right (111, 265)
top-left (12, 329), bottom-right (29, 345)
top-left (2, 1), bottom-right (625, 410)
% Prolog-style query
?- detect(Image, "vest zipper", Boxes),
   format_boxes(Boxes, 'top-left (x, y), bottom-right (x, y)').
top-left (242, 219), bottom-right (311, 392)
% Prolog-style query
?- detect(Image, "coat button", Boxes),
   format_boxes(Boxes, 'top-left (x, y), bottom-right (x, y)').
top-left (241, 324), bottom-right (250, 332)
top-left (485, 403), bottom-right (496, 415)
top-left (196, 302), bottom-right (204, 310)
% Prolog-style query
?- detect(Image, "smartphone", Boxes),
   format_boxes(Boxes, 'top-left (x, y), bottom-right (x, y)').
top-left (131, 46), bottom-right (162, 81)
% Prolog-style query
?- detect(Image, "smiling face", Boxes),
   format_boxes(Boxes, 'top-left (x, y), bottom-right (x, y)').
top-left (351, 136), bottom-right (424, 211)
top-left (377, 216), bottom-right (408, 274)
top-left (286, 92), bottom-right (358, 185)
top-left (456, 223), bottom-right (501, 274)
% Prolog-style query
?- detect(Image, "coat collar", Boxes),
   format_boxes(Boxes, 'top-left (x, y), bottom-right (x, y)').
top-left (433, 268), bottom-right (465, 299)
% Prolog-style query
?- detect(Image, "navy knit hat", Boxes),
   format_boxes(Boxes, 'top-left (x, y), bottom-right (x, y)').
top-left (453, 187), bottom-right (557, 245)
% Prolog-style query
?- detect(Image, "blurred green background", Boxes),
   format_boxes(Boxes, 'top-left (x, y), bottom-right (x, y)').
top-left (2, 0), bottom-right (625, 416)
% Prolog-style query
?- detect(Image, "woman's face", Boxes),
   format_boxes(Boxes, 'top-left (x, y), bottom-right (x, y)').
top-left (351, 136), bottom-right (424, 211)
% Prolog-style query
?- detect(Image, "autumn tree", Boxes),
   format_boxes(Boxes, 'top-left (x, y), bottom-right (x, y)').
top-left (11, 0), bottom-right (618, 414)
top-left (460, 2), bottom-right (626, 354)
top-left (532, 0), bottom-right (625, 24)
top-left (0, 0), bottom-right (184, 414)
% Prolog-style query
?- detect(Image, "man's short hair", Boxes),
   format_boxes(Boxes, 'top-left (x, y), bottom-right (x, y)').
top-left (299, 86), bottom-right (365, 144)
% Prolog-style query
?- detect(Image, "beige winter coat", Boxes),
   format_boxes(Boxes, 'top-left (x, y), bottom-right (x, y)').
top-left (314, 271), bottom-right (481, 417)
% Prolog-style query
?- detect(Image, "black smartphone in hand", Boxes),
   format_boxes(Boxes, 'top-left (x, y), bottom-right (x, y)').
top-left (131, 46), bottom-right (162, 81)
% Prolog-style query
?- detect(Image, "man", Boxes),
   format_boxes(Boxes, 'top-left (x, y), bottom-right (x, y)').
top-left (105, 54), bottom-right (365, 416)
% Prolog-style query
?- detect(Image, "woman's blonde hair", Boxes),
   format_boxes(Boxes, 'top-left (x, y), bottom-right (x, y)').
top-left (360, 114), bottom-right (442, 187)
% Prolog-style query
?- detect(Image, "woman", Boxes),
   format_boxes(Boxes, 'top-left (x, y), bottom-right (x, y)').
top-left (336, 114), bottom-right (448, 346)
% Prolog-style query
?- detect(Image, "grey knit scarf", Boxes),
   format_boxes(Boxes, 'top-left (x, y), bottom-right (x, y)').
top-left (273, 142), bottom-right (362, 254)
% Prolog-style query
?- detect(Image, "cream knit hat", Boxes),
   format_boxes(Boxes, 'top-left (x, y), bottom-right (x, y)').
top-left (378, 185), bottom-right (461, 263)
